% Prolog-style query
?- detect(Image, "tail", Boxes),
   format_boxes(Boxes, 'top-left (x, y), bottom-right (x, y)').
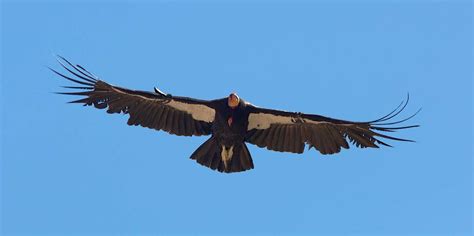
top-left (190, 137), bottom-right (254, 173)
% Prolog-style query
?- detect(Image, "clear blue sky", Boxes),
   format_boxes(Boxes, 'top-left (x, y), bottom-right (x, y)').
top-left (1, 1), bottom-right (472, 235)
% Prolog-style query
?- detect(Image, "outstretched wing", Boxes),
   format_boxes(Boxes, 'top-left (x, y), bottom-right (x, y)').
top-left (245, 97), bottom-right (419, 154)
top-left (52, 56), bottom-right (215, 136)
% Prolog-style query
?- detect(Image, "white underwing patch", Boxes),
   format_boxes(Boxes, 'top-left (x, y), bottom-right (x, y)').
top-left (247, 113), bottom-right (294, 130)
top-left (303, 118), bottom-right (325, 125)
top-left (114, 87), bottom-right (216, 123)
top-left (168, 100), bottom-right (216, 123)
top-left (247, 113), bottom-right (326, 130)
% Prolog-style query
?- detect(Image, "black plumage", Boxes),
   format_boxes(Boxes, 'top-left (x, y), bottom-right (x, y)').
top-left (52, 57), bottom-right (420, 173)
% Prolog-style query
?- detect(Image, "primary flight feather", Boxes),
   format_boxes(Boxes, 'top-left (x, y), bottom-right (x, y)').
top-left (52, 56), bottom-right (419, 173)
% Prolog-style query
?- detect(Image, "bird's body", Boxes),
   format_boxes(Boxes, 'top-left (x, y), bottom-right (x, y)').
top-left (183, 97), bottom-right (253, 172)
top-left (212, 97), bottom-right (249, 145)
top-left (52, 57), bottom-right (419, 173)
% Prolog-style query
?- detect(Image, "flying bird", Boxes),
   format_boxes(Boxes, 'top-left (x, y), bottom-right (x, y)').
top-left (51, 56), bottom-right (419, 173)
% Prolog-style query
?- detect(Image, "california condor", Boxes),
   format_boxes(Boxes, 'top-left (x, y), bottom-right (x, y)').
top-left (52, 56), bottom-right (419, 173)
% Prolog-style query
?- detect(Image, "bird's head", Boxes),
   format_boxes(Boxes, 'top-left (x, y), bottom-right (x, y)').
top-left (227, 93), bottom-right (240, 109)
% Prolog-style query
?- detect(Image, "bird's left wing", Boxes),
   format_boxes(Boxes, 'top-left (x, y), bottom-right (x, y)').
top-left (52, 57), bottom-right (215, 136)
top-left (245, 99), bottom-right (419, 154)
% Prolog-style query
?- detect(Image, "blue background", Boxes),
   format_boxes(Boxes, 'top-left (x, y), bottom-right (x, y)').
top-left (1, 1), bottom-right (472, 235)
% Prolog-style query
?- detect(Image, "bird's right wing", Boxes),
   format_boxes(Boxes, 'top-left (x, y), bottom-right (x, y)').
top-left (245, 98), bottom-right (420, 155)
top-left (52, 56), bottom-right (215, 136)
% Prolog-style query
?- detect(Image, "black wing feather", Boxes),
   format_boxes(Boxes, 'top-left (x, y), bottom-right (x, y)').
top-left (53, 56), bottom-right (214, 137)
top-left (246, 97), bottom-right (419, 155)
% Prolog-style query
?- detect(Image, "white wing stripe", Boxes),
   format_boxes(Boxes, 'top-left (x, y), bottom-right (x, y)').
top-left (248, 113), bottom-right (327, 130)
top-left (247, 113), bottom-right (293, 130)
top-left (168, 100), bottom-right (215, 123)
top-left (111, 86), bottom-right (215, 123)
top-left (303, 118), bottom-right (326, 125)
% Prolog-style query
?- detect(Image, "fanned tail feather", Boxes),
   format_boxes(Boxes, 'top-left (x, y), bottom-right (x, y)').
top-left (190, 137), bottom-right (254, 173)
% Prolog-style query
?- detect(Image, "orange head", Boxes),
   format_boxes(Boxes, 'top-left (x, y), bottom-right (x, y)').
top-left (227, 93), bottom-right (240, 109)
